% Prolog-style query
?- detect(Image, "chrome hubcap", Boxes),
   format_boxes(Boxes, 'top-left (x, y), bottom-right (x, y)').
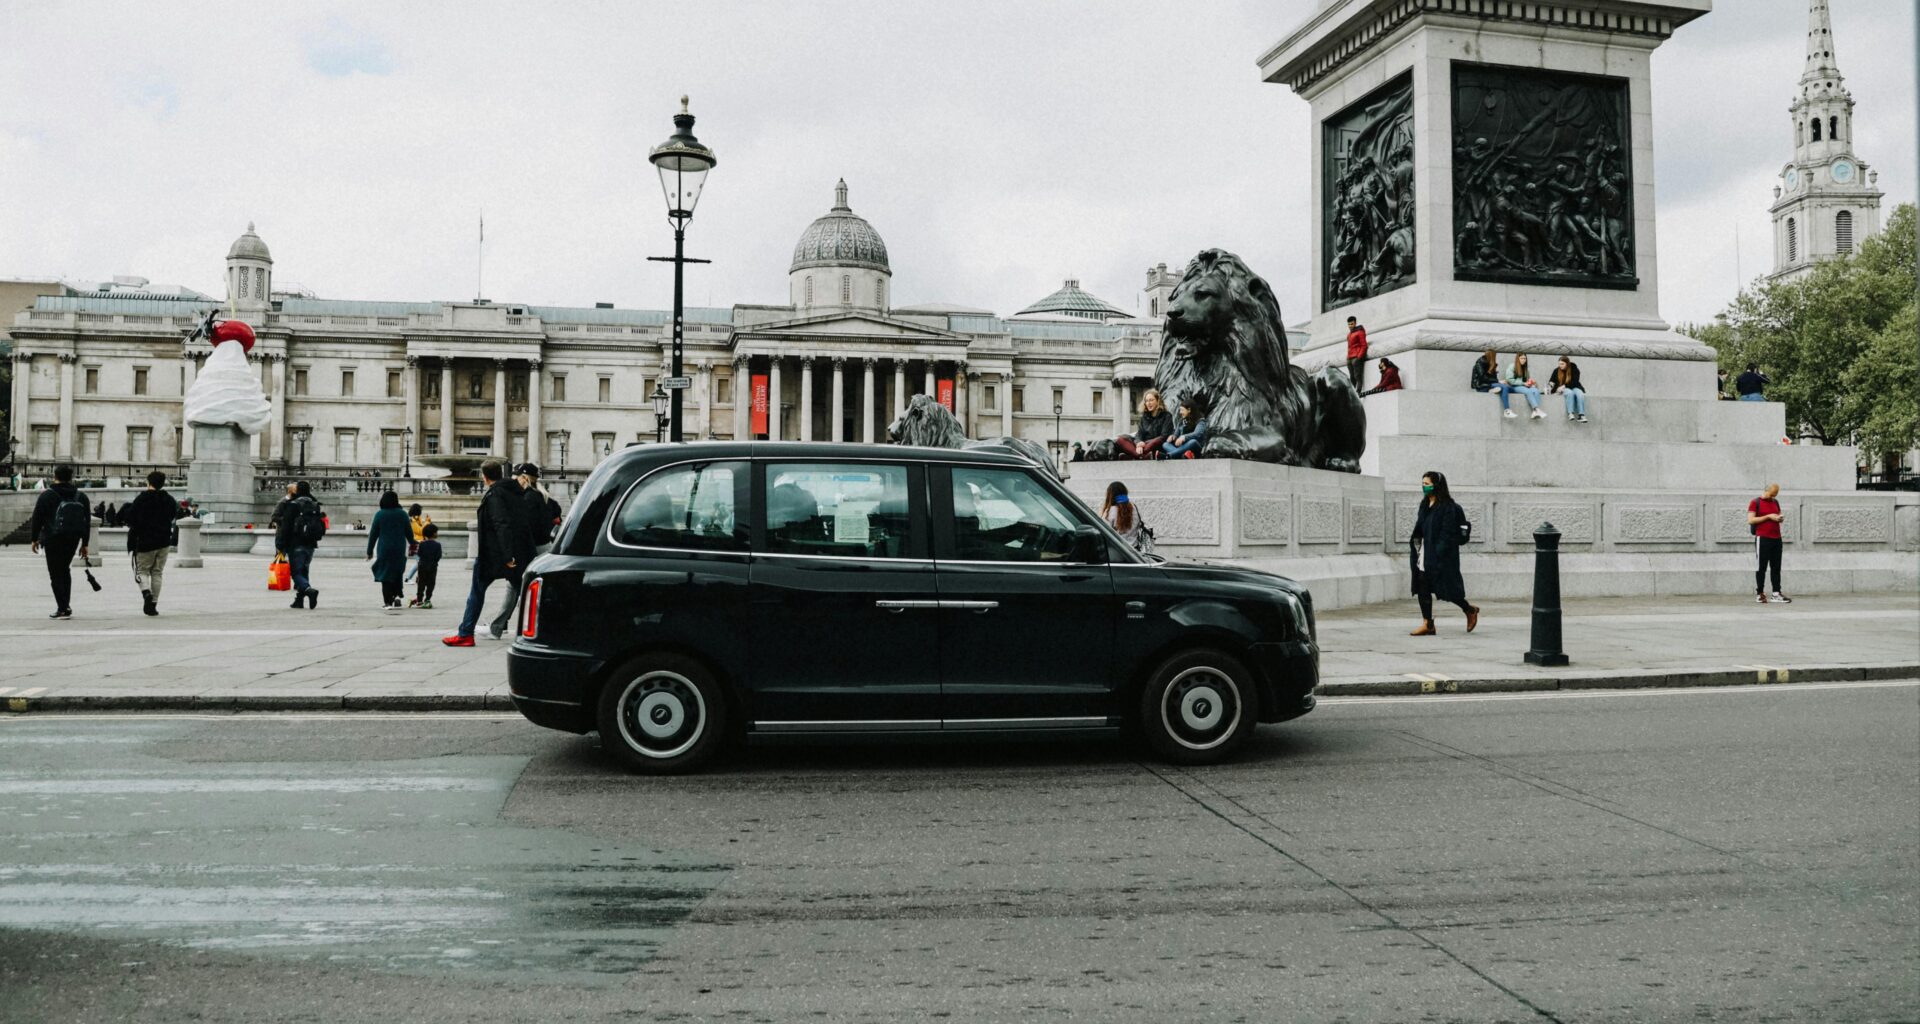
top-left (616, 671), bottom-right (705, 759)
top-left (1160, 666), bottom-right (1241, 751)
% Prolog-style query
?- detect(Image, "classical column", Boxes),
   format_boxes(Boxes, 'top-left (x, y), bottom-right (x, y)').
top-left (266, 354), bottom-right (286, 461)
top-left (924, 363), bottom-right (936, 400)
top-left (767, 357), bottom-right (783, 442)
top-left (830, 357), bottom-right (846, 442)
top-left (799, 358), bottom-right (814, 442)
top-left (9, 353), bottom-right (29, 453)
top-left (439, 359), bottom-right (455, 455)
top-left (525, 358), bottom-right (542, 460)
top-left (954, 361), bottom-right (969, 436)
top-left (1000, 371), bottom-right (1013, 437)
top-left (861, 358), bottom-right (875, 443)
top-left (694, 361), bottom-right (710, 439)
top-left (1113, 378), bottom-right (1130, 435)
top-left (733, 356), bottom-right (749, 440)
top-left (492, 359), bottom-right (508, 456)
top-left (55, 354), bottom-right (74, 458)
top-left (179, 352), bottom-right (196, 460)
top-left (892, 361), bottom-right (905, 420)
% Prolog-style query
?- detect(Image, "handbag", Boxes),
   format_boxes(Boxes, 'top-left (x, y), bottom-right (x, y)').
top-left (267, 553), bottom-right (292, 591)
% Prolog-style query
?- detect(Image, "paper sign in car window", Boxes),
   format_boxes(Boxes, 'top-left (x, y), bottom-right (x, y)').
top-left (834, 501), bottom-right (875, 544)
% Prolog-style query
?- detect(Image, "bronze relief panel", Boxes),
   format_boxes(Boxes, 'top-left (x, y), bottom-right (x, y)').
top-left (1322, 72), bottom-right (1416, 312)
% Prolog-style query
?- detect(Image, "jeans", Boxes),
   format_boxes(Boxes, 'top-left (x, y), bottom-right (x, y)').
top-left (1755, 536), bottom-right (1783, 593)
top-left (1738, 393), bottom-right (1766, 402)
top-left (286, 545), bottom-right (315, 594)
top-left (458, 563), bottom-right (501, 638)
top-left (1163, 436), bottom-right (1204, 458)
top-left (1493, 383), bottom-right (1540, 410)
top-left (1562, 389), bottom-right (1588, 417)
top-left (43, 536), bottom-right (79, 611)
top-left (132, 548), bottom-right (169, 600)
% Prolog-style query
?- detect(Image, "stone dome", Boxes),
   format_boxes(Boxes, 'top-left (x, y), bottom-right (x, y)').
top-left (227, 222), bottom-right (272, 262)
top-left (1015, 279), bottom-right (1130, 321)
top-left (790, 180), bottom-right (890, 275)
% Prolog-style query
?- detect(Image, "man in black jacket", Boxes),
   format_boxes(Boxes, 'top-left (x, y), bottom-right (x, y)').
top-left (29, 465), bottom-right (91, 619)
top-left (445, 460), bottom-right (533, 646)
top-left (123, 470), bottom-right (180, 616)
top-left (484, 463), bottom-right (561, 639)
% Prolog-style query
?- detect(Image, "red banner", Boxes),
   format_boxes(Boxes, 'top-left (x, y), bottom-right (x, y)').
top-left (750, 373), bottom-right (770, 436)
top-left (937, 377), bottom-right (955, 411)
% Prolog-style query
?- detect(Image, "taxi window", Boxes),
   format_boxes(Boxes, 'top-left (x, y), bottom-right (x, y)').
top-left (949, 467), bottom-right (1081, 562)
top-left (763, 463), bottom-right (916, 559)
top-left (611, 462), bottom-right (746, 551)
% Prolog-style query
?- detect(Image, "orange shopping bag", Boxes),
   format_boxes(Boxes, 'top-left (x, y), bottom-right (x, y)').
top-left (267, 553), bottom-right (292, 591)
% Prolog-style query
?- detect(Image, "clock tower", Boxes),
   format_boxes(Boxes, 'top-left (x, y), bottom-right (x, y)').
top-left (1770, 0), bottom-right (1883, 281)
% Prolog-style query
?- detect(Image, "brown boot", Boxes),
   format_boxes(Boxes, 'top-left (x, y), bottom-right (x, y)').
top-left (1465, 606), bottom-right (1480, 633)
top-left (1410, 620), bottom-right (1437, 636)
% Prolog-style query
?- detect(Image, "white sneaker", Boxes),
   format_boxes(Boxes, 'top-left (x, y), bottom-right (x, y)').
top-left (1567, 413), bottom-right (1576, 421)
top-left (1503, 409), bottom-right (1518, 419)
top-left (1530, 408), bottom-right (1546, 419)
top-left (1578, 415), bottom-right (1589, 423)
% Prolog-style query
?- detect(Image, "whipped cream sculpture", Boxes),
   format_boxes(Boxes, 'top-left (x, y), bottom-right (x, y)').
top-left (183, 316), bottom-right (272, 434)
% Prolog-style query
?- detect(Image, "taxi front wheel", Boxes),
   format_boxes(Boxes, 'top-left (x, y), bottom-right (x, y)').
top-left (1138, 650), bottom-right (1258, 765)
top-left (597, 653), bottom-right (730, 774)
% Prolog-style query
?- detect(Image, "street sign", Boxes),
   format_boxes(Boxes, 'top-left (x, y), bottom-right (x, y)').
top-left (661, 376), bottom-right (693, 389)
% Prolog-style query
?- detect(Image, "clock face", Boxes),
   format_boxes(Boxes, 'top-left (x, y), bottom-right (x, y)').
top-left (1832, 160), bottom-right (1855, 184)
top-left (1785, 168), bottom-right (1800, 190)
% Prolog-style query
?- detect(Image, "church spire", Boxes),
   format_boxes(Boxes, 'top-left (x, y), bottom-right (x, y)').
top-left (1803, 0), bottom-right (1841, 81)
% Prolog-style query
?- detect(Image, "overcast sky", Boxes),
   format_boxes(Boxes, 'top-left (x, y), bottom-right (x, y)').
top-left (1, 1), bottom-right (1912, 329)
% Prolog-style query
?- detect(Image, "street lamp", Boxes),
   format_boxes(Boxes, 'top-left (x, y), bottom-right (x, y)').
top-left (650, 385), bottom-right (671, 443)
top-left (293, 428), bottom-right (309, 473)
top-left (400, 427), bottom-right (413, 478)
top-left (1053, 401), bottom-right (1065, 472)
top-left (647, 95), bottom-right (717, 445)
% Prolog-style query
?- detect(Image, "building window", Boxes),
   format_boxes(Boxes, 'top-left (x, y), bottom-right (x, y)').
top-left (133, 367), bottom-right (149, 396)
top-left (127, 427), bottom-right (151, 463)
top-left (254, 268), bottom-right (265, 297)
top-left (237, 269), bottom-right (248, 298)
top-left (1787, 218), bottom-right (1798, 262)
top-left (423, 434), bottom-right (442, 455)
top-left (508, 373), bottom-right (527, 402)
top-left (32, 427), bottom-right (54, 460)
top-left (551, 374), bottom-right (566, 402)
top-left (1092, 390), bottom-right (1104, 416)
top-left (1811, 118), bottom-right (1821, 142)
top-left (1052, 387), bottom-right (1064, 412)
top-left (547, 433), bottom-right (566, 467)
top-left (592, 432), bottom-right (615, 462)
top-left (387, 370), bottom-right (402, 398)
top-left (335, 429), bottom-right (358, 465)
top-left (1150, 297), bottom-right (1159, 316)
top-left (423, 373), bottom-right (440, 400)
top-left (510, 432), bottom-right (527, 464)
top-left (293, 367), bottom-right (309, 396)
top-left (1836, 210), bottom-right (1854, 254)
top-left (841, 275), bottom-right (851, 303)
top-left (468, 372), bottom-right (484, 400)
top-left (717, 375), bottom-right (734, 405)
top-left (1829, 115), bottom-right (1838, 141)
top-left (459, 434), bottom-right (491, 454)
top-left (341, 369), bottom-right (356, 397)
top-left (598, 376), bottom-right (611, 403)
top-left (83, 366), bottom-right (99, 394)
top-left (984, 384), bottom-right (997, 411)
top-left (78, 427), bottom-right (101, 461)
top-left (805, 277), bottom-right (814, 306)
top-left (381, 430), bottom-right (402, 466)
top-left (876, 279), bottom-right (886, 307)
top-left (1013, 386), bottom-right (1025, 413)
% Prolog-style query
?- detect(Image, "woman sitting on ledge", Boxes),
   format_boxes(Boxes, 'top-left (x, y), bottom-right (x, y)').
top-left (1548, 355), bottom-right (1588, 423)
top-left (1504, 354), bottom-right (1545, 420)
top-left (1161, 394), bottom-right (1210, 460)
top-left (1361, 357), bottom-right (1403, 396)
top-left (1115, 388), bottom-right (1174, 459)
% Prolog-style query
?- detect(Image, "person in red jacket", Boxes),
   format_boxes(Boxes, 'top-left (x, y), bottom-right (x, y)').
top-left (1345, 316), bottom-right (1368, 389)
top-left (1747, 483), bottom-right (1791, 604)
top-left (1361, 357), bottom-right (1403, 396)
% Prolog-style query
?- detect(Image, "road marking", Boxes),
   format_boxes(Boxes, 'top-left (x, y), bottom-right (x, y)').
top-left (0, 629), bottom-right (469, 638)
top-left (1323, 678), bottom-right (1915, 706)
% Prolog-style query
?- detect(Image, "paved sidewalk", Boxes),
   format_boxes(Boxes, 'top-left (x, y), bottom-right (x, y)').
top-left (0, 551), bottom-right (1913, 711)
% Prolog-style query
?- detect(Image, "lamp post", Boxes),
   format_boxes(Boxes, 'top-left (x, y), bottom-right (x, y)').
top-left (651, 385), bottom-right (671, 443)
top-left (557, 432), bottom-right (569, 476)
top-left (647, 96), bottom-right (717, 445)
top-left (1053, 401), bottom-right (1064, 467)
top-left (400, 427), bottom-right (413, 478)
top-left (293, 428), bottom-right (309, 473)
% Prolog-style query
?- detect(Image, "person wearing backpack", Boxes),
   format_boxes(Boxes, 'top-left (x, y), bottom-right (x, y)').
top-left (275, 480), bottom-right (327, 609)
top-left (1747, 482), bottom-right (1791, 604)
top-left (123, 470), bottom-right (181, 616)
top-left (30, 465), bottom-right (92, 619)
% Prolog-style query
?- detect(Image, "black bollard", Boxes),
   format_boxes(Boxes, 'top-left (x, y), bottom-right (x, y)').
top-left (1524, 521), bottom-right (1570, 667)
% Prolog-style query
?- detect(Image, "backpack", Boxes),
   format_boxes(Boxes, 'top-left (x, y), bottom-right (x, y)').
top-left (1131, 506), bottom-right (1156, 557)
top-left (50, 491), bottom-right (91, 540)
top-left (291, 498), bottom-right (327, 547)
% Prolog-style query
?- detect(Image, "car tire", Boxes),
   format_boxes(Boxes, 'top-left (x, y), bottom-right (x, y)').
top-left (1137, 649), bottom-right (1259, 765)
top-left (596, 653), bottom-right (730, 774)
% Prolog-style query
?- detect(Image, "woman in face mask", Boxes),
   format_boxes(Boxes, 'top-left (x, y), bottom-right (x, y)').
top-left (1408, 470), bottom-right (1479, 636)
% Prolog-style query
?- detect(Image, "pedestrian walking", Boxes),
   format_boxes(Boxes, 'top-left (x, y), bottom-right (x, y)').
top-left (1345, 315), bottom-right (1369, 390)
top-left (1548, 355), bottom-right (1589, 423)
top-left (275, 480), bottom-right (327, 610)
top-left (413, 523), bottom-right (442, 609)
top-left (268, 483), bottom-right (297, 552)
top-left (1735, 363), bottom-right (1769, 402)
top-left (29, 465), bottom-right (92, 619)
top-left (123, 470), bottom-right (180, 616)
top-left (518, 464), bottom-right (562, 558)
top-left (365, 490), bottom-right (412, 610)
top-left (444, 459), bottom-right (532, 647)
top-left (1748, 483), bottom-right (1792, 604)
top-left (1114, 388), bottom-right (1175, 459)
top-left (1408, 470), bottom-right (1480, 636)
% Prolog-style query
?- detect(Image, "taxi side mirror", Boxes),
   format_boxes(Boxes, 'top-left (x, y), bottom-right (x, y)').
top-left (1070, 524), bottom-right (1107, 565)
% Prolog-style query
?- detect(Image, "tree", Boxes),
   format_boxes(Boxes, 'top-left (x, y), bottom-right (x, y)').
top-left (1691, 203), bottom-right (1916, 451)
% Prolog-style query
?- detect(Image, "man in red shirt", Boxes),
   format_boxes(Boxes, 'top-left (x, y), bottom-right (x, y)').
top-left (1345, 316), bottom-right (1368, 389)
top-left (1747, 483), bottom-right (1791, 603)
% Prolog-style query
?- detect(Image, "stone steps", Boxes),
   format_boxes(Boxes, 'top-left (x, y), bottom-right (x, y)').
top-left (1365, 433), bottom-right (1860, 490)
top-left (1362, 389), bottom-right (1785, 446)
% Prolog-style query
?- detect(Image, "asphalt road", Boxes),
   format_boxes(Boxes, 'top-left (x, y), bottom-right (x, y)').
top-left (3, 682), bottom-right (1916, 1023)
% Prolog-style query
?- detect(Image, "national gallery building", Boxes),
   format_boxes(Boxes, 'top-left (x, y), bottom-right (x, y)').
top-left (5, 181), bottom-right (1186, 477)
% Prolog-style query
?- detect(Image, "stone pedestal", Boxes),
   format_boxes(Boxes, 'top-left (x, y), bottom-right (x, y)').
top-left (187, 424), bottom-right (259, 527)
top-left (174, 517), bottom-right (204, 568)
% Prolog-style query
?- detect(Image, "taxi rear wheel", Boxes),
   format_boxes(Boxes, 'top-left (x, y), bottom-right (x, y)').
top-left (1137, 650), bottom-right (1258, 765)
top-left (596, 653), bottom-right (730, 774)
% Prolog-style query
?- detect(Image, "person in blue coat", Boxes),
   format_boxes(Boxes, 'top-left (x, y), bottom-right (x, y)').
top-left (1409, 470), bottom-right (1480, 636)
top-left (365, 490), bottom-right (412, 610)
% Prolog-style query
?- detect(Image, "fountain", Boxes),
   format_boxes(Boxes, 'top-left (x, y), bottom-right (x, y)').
top-left (415, 454), bottom-right (492, 495)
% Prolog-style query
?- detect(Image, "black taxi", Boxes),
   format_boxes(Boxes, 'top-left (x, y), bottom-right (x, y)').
top-left (507, 442), bottom-right (1317, 772)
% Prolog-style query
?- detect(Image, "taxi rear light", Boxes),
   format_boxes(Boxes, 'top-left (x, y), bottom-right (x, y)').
top-left (520, 577), bottom-right (542, 638)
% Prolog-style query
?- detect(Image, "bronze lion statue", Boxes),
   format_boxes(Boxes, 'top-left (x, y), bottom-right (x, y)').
top-left (887, 394), bottom-right (1064, 480)
top-left (1154, 249), bottom-right (1366, 472)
